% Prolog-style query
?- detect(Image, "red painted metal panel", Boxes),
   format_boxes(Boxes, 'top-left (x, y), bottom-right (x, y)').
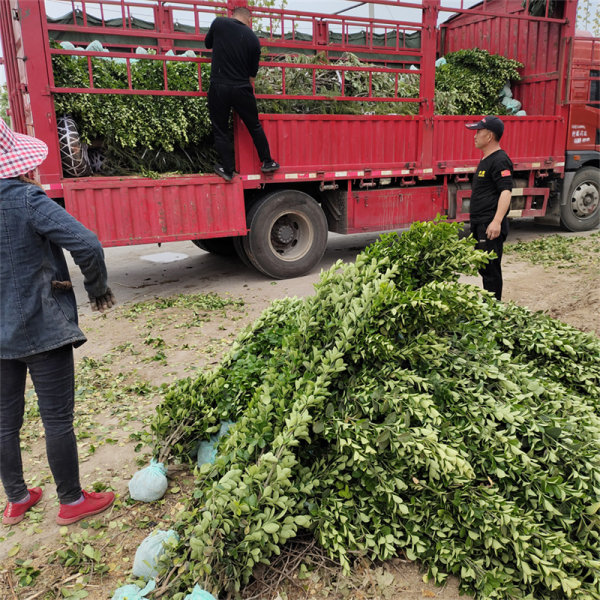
top-left (440, 0), bottom-right (575, 120)
top-left (567, 37), bottom-right (600, 153)
top-left (63, 175), bottom-right (247, 247)
top-left (455, 187), bottom-right (550, 222)
top-left (0, 0), bottom-right (26, 133)
top-left (236, 115), bottom-right (423, 174)
top-left (347, 186), bottom-right (444, 233)
top-left (4, 0), bottom-right (63, 185)
top-left (433, 116), bottom-right (565, 170)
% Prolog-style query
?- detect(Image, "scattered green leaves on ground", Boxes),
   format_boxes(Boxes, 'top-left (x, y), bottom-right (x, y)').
top-left (52, 530), bottom-right (109, 576)
top-left (122, 292), bottom-right (244, 321)
top-left (506, 231), bottom-right (600, 269)
top-left (13, 558), bottom-right (41, 587)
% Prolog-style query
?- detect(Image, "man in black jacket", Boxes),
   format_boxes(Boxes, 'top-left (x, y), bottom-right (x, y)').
top-left (466, 116), bottom-right (513, 300)
top-left (205, 7), bottom-right (279, 181)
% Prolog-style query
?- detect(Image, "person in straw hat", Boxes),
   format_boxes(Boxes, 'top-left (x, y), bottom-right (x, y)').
top-left (0, 119), bottom-right (116, 525)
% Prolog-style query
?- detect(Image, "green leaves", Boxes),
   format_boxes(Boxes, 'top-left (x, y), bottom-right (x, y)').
top-left (255, 48), bottom-right (520, 117)
top-left (506, 232), bottom-right (600, 270)
top-left (52, 531), bottom-right (109, 576)
top-left (151, 219), bottom-right (600, 599)
top-left (435, 49), bottom-right (523, 115)
top-left (52, 43), bottom-right (523, 177)
top-left (52, 48), bottom-right (213, 174)
top-left (14, 559), bottom-right (41, 588)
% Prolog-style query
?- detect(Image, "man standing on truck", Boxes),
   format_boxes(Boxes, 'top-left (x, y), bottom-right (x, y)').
top-left (205, 7), bottom-right (279, 182)
top-left (466, 116), bottom-right (513, 301)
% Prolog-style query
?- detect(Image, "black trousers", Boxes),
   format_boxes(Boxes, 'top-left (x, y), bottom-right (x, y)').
top-left (207, 83), bottom-right (272, 173)
top-left (472, 222), bottom-right (506, 301)
top-left (0, 345), bottom-right (82, 503)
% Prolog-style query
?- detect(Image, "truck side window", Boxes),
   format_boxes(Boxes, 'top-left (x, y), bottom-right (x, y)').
top-left (591, 70), bottom-right (600, 104)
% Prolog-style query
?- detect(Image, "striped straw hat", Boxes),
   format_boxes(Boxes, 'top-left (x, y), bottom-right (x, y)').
top-left (0, 119), bottom-right (48, 179)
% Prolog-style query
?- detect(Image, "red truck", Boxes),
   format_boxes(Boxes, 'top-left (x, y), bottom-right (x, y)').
top-left (1, 0), bottom-right (598, 278)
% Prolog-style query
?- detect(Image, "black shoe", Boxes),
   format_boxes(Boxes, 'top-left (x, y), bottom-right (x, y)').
top-left (214, 165), bottom-right (234, 182)
top-left (261, 160), bottom-right (280, 173)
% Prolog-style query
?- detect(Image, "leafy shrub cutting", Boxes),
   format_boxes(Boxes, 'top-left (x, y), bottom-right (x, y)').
top-left (147, 220), bottom-right (600, 600)
top-left (52, 48), bottom-right (519, 174)
top-left (254, 51), bottom-right (461, 116)
top-left (435, 49), bottom-right (523, 115)
top-left (52, 48), bottom-right (215, 174)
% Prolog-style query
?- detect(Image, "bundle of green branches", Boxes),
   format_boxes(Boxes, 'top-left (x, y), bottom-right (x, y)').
top-left (255, 51), bottom-right (461, 116)
top-left (149, 220), bottom-right (600, 600)
top-left (435, 49), bottom-right (523, 115)
top-left (52, 48), bottom-right (518, 175)
top-left (254, 51), bottom-right (421, 115)
top-left (52, 48), bottom-right (214, 174)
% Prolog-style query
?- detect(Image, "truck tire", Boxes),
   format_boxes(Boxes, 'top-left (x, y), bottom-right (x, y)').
top-left (560, 167), bottom-right (600, 232)
top-left (192, 237), bottom-right (237, 257)
top-left (232, 235), bottom-right (255, 269)
top-left (241, 190), bottom-right (328, 279)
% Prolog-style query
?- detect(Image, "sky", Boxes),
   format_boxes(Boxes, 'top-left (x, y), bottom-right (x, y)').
top-left (1, 0), bottom-right (599, 87)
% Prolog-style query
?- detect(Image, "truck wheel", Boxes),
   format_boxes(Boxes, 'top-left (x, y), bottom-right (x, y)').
top-left (242, 190), bottom-right (328, 279)
top-left (560, 167), bottom-right (600, 232)
top-left (232, 235), bottom-right (254, 269)
top-left (192, 237), bottom-right (237, 257)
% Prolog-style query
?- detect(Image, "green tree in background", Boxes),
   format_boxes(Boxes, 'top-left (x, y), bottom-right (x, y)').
top-left (249, 0), bottom-right (286, 6)
top-left (577, 0), bottom-right (600, 35)
top-left (0, 85), bottom-right (10, 126)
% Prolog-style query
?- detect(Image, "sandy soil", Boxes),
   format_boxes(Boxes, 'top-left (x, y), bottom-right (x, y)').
top-left (1, 223), bottom-right (598, 600)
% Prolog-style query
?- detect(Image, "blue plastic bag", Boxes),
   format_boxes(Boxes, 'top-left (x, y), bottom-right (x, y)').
top-left (197, 421), bottom-right (235, 466)
top-left (133, 529), bottom-right (179, 580)
top-left (500, 83), bottom-right (513, 98)
top-left (129, 459), bottom-right (168, 502)
top-left (111, 580), bottom-right (155, 600)
top-left (184, 585), bottom-right (217, 600)
top-left (502, 96), bottom-right (522, 115)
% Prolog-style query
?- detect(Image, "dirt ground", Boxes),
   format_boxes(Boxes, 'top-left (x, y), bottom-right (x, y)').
top-left (1, 222), bottom-right (598, 600)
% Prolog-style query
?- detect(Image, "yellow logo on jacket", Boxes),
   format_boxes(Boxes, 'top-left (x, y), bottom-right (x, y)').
top-left (478, 170), bottom-right (486, 177)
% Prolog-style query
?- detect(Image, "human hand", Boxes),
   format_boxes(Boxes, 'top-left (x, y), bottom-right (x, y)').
top-left (486, 221), bottom-right (502, 240)
top-left (90, 287), bottom-right (116, 312)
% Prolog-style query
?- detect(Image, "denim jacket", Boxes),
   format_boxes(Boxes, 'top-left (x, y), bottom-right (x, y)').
top-left (1, 178), bottom-right (108, 359)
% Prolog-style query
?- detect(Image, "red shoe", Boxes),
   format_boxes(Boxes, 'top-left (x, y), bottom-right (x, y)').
top-left (3, 487), bottom-right (43, 525)
top-left (56, 490), bottom-right (115, 525)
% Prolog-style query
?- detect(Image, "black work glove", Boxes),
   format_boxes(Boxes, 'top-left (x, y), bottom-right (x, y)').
top-left (90, 287), bottom-right (116, 313)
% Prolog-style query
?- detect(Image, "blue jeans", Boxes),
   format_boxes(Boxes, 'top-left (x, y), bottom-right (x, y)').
top-left (0, 345), bottom-right (82, 503)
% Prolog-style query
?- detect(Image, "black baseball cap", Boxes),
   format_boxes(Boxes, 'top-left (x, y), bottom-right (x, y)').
top-left (466, 116), bottom-right (504, 139)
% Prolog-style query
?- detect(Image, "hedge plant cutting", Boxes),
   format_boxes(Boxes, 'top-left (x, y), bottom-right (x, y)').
top-left (144, 220), bottom-right (600, 600)
top-left (51, 48), bottom-right (522, 175)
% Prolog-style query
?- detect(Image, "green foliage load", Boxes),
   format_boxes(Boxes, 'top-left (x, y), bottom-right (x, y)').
top-left (149, 220), bottom-right (600, 600)
top-left (52, 51), bottom-right (215, 174)
top-left (255, 51), bottom-right (421, 116)
top-left (435, 49), bottom-right (523, 115)
top-left (254, 51), bottom-right (463, 116)
top-left (51, 48), bottom-right (519, 174)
